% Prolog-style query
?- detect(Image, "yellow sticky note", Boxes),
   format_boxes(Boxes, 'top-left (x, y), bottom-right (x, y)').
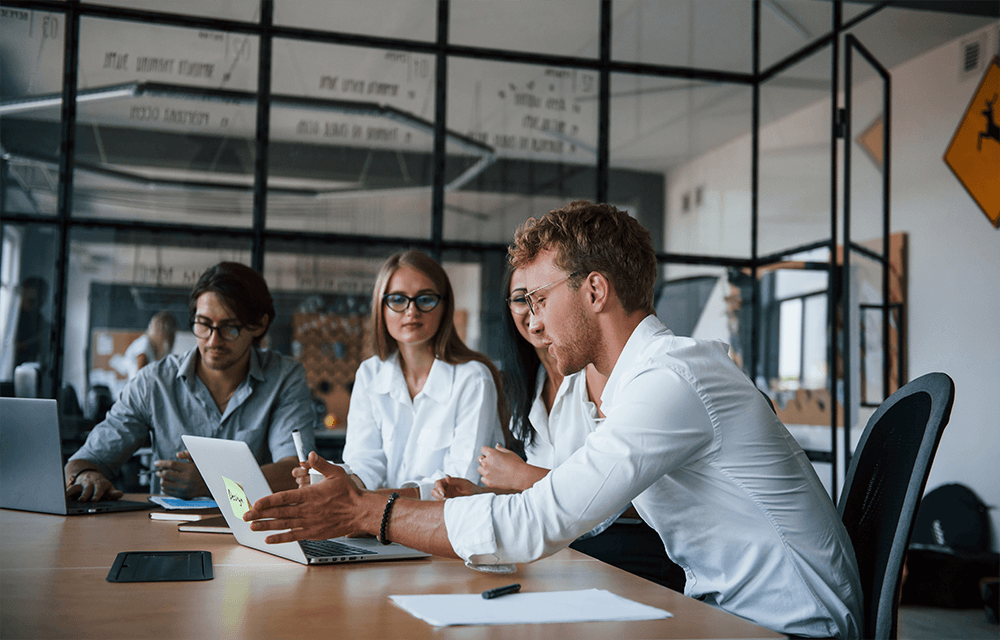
top-left (223, 476), bottom-right (251, 519)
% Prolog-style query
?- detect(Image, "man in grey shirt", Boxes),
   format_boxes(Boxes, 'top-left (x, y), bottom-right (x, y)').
top-left (65, 262), bottom-right (316, 501)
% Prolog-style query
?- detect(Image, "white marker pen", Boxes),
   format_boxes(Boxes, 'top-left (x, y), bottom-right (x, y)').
top-left (292, 429), bottom-right (324, 485)
top-left (292, 428), bottom-right (308, 463)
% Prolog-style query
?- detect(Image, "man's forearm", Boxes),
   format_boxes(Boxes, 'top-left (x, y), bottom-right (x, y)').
top-left (64, 458), bottom-right (105, 484)
top-left (365, 494), bottom-right (459, 558)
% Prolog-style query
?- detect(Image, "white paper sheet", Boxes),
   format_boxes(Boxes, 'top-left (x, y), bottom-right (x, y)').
top-left (389, 588), bottom-right (673, 626)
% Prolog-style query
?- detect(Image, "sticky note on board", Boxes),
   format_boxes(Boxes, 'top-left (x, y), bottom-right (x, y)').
top-left (223, 476), bottom-right (251, 518)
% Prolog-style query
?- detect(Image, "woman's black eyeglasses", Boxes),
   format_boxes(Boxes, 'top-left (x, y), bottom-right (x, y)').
top-left (190, 320), bottom-right (244, 342)
top-left (507, 292), bottom-right (530, 316)
top-left (382, 293), bottom-right (443, 313)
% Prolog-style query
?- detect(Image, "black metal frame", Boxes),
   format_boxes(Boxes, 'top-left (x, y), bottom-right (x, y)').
top-left (0, 0), bottom-right (898, 499)
top-left (844, 34), bottom-right (894, 445)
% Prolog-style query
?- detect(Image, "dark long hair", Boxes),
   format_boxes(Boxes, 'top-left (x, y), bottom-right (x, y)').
top-left (370, 250), bottom-right (510, 440)
top-left (499, 265), bottom-right (542, 453)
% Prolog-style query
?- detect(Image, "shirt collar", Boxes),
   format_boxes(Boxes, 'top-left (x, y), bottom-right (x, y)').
top-left (372, 352), bottom-right (454, 404)
top-left (420, 358), bottom-right (454, 404)
top-left (247, 347), bottom-right (266, 383)
top-left (602, 314), bottom-right (670, 409)
top-left (176, 345), bottom-right (265, 384)
top-left (177, 346), bottom-right (200, 385)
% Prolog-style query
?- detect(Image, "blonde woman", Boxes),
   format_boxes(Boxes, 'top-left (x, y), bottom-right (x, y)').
top-left (298, 250), bottom-right (505, 501)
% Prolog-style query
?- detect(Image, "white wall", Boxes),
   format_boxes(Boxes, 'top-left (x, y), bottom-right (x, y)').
top-left (889, 25), bottom-right (1000, 551)
top-left (666, 22), bottom-right (1000, 551)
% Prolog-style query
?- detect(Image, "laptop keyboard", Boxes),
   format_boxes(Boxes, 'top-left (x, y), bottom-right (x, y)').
top-left (300, 539), bottom-right (377, 558)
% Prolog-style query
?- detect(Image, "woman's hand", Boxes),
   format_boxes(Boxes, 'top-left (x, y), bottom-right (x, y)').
top-left (477, 445), bottom-right (548, 491)
top-left (431, 475), bottom-right (486, 500)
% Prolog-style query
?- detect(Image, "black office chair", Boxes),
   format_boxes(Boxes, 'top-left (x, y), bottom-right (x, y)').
top-left (837, 372), bottom-right (955, 640)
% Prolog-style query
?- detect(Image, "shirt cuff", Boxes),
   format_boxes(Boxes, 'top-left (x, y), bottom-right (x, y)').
top-left (401, 479), bottom-right (433, 501)
top-left (443, 492), bottom-right (512, 566)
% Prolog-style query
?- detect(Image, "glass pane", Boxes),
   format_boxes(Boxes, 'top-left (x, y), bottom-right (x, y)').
top-left (81, 0), bottom-right (260, 22)
top-left (444, 57), bottom-right (599, 243)
top-left (63, 228), bottom-right (251, 407)
top-left (274, 0), bottom-right (436, 41)
top-left (450, 0), bottom-right (600, 58)
top-left (846, 42), bottom-right (886, 247)
top-left (851, 249), bottom-right (886, 406)
top-left (0, 8), bottom-right (66, 217)
top-left (613, 74), bottom-right (753, 257)
top-left (654, 266), bottom-right (736, 341)
top-left (778, 297), bottom-right (803, 386)
top-left (439, 248), bottom-right (508, 364)
top-left (267, 39), bottom-right (436, 235)
top-left (760, 0), bottom-right (836, 72)
top-left (774, 267), bottom-right (827, 299)
top-left (70, 17), bottom-right (259, 226)
top-left (758, 44), bottom-right (832, 257)
top-left (0, 223), bottom-right (59, 398)
top-left (263, 239), bottom-right (391, 433)
top-left (612, 0), bottom-right (752, 73)
top-left (802, 293), bottom-right (827, 389)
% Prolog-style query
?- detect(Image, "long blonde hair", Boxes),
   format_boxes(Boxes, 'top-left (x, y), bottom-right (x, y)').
top-left (370, 250), bottom-right (510, 440)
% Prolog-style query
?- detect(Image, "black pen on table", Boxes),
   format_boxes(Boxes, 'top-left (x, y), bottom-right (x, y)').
top-left (482, 583), bottom-right (521, 599)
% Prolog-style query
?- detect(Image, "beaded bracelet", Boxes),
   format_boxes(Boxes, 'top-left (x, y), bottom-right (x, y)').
top-left (378, 492), bottom-right (400, 545)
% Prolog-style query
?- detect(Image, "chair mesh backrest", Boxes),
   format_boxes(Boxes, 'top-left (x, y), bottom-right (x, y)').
top-left (838, 372), bottom-right (954, 640)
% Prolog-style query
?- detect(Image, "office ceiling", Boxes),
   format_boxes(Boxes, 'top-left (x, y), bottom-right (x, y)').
top-left (0, 1), bottom-right (997, 221)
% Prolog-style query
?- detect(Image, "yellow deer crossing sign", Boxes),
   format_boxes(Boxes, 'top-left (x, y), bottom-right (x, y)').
top-left (944, 56), bottom-right (1000, 228)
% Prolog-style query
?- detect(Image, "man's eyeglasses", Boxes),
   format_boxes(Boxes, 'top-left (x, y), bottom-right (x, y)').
top-left (522, 271), bottom-right (585, 315)
top-left (382, 293), bottom-right (444, 313)
top-left (190, 320), bottom-right (244, 342)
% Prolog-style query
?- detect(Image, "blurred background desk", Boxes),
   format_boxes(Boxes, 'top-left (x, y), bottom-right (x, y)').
top-left (1, 498), bottom-right (782, 639)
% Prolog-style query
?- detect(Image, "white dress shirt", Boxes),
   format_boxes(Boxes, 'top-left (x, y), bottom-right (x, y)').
top-left (443, 315), bottom-right (863, 639)
top-left (523, 368), bottom-right (624, 539)
top-left (122, 334), bottom-right (156, 380)
top-left (342, 353), bottom-right (503, 500)
top-left (523, 367), bottom-right (601, 469)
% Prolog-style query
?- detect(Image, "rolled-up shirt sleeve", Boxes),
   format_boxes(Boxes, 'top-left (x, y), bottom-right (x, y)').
top-left (68, 375), bottom-right (152, 479)
top-left (444, 365), bottom-right (713, 566)
top-left (265, 363), bottom-right (316, 462)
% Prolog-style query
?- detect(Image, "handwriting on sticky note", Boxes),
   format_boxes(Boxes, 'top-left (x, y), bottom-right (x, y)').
top-left (222, 476), bottom-right (250, 518)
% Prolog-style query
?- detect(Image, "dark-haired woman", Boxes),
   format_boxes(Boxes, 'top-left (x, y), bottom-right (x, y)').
top-left (306, 251), bottom-right (504, 501)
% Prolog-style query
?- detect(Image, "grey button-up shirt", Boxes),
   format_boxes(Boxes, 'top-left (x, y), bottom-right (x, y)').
top-left (71, 346), bottom-right (316, 479)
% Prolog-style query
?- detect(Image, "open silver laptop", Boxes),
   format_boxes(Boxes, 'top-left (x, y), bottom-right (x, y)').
top-left (0, 397), bottom-right (153, 515)
top-left (182, 434), bottom-right (430, 565)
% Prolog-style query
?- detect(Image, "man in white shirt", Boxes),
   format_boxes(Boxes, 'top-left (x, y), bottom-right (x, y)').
top-left (245, 201), bottom-right (863, 639)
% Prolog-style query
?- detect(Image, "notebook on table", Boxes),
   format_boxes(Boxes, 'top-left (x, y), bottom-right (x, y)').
top-left (0, 397), bottom-right (154, 515)
top-left (182, 434), bottom-right (431, 565)
top-left (178, 514), bottom-right (231, 534)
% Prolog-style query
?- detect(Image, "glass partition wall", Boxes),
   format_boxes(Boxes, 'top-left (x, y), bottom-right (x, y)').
top-left (1, 0), bottom-right (910, 499)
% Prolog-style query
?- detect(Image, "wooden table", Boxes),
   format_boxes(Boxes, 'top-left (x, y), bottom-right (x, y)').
top-left (1, 498), bottom-right (783, 639)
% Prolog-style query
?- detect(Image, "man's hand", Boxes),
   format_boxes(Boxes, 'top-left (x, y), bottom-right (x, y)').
top-left (292, 460), bottom-right (312, 488)
top-left (65, 468), bottom-right (123, 502)
top-left (478, 445), bottom-right (548, 491)
top-left (431, 475), bottom-right (486, 500)
top-left (154, 451), bottom-right (209, 499)
top-left (245, 452), bottom-right (372, 544)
